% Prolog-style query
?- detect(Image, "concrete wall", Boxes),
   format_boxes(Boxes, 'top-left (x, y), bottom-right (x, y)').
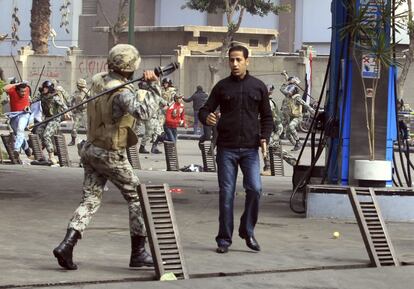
top-left (2, 51), bottom-right (414, 111)
top-left (0, 52), bottom-right (177, 97)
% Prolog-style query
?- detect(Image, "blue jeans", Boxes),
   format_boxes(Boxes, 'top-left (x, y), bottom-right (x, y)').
top-left (164, 126), bottom-right (177, 143)
top-left (8, 112), bottom-right (30, 151)
top-left (215, 147), bottom-right (262, 247)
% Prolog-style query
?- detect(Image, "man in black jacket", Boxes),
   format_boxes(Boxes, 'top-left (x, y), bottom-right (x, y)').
top-left (199, 45), bottom-right (273, 254)
top-left (184, 85), bottom-right (208, 135)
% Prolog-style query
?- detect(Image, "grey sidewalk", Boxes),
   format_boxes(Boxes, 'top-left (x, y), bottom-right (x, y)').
top-left (0, 165), bottom-right (414, 288)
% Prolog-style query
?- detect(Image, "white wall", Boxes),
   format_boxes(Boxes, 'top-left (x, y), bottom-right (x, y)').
top-left (155, 0), bottom-right (207, 26)
top-left (295, 0), bottom-right (331, 54)
top-left (0, 0), bottom-right (81, 56)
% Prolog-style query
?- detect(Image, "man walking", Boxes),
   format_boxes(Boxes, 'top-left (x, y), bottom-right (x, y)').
top-left (199, 44), bottom-right (273, 254)
top-left (52, 44), bottom-right (160, 270)
top-left (183, 85), bottom-right (208, 135)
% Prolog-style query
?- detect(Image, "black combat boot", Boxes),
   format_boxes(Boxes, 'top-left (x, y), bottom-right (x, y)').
top-left (139, 145), bottom-right (149, 154)
top-left (68, 136), bottom-right (76, 146)
top-left (151, 142), bottom-right (162, 154)
top-left (53, 228), bottom-right (81, 270)
top-left (129, 236), bottom-right (154, 267)
top-left (292, 141), bottom-right (301, 151)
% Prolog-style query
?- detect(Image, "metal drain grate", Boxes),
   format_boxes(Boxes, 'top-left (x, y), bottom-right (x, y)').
top-left (53, 134), bottom-right (71, 167)
top-left (348, 187), bottom-right (399, 267)
top-left (199, 142), bottom-right (216, 172)
top-left (138, 184), bottom-right (188, 280)
top-left (127, 144), bottom-right (141, 169)
top-left (28, 134), bottom-right (44, 160)
top-left (1, 134), bottom-right (20, 164)
top-left (164, 141), bottom-right (179, 171)
top-left (269, 145), bottom-right (284, 176)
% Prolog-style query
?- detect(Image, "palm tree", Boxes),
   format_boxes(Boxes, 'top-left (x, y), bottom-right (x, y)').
top-left (30, 0), bottom-right (51, 54)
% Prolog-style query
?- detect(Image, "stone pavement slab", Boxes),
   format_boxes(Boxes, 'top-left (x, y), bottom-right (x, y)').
top-left (0, 166), bottom-right (413, 288)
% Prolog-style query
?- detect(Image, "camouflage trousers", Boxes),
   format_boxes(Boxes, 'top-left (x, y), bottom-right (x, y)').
top-left (267, 123), bottom-right (296, 166)
top-left (71, 112), bottom-right (86, 138)
top-left (36, 119), bottom-right (60, 153)
top-left (286, 117), bottom-right (302, 145)
top-left (141, 117), bottom-right (163, 146)
top-left (68, 142), bottom-right (146, 237)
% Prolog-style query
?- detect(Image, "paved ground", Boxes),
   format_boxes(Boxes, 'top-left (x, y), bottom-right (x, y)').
top-left (0, 130), bottom-right (414, 288)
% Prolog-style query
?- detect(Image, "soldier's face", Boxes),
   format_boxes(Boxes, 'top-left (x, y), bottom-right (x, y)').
top-left (229, 51), bottom-right (249, 79)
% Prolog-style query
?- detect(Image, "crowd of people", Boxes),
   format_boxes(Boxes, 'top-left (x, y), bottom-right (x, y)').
top-left (0, 42), bottom-right (318, 270)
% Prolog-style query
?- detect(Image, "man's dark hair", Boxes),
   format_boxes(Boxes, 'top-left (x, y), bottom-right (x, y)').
top-left (16, 83), bottom-right (27, 90)
top-left (228, 45), bottom-right (249, 59)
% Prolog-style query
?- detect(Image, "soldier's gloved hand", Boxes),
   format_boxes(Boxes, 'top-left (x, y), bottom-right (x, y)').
top-left (143, 70), bottom-right (159, 82)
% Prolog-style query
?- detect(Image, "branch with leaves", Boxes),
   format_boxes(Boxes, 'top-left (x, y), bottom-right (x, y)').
top-left (60, 0), bottom-right (71, 34)
top-left (97, 0), bottom-right (128, 45)
top-left (11, 3), bottom-right (20, 47)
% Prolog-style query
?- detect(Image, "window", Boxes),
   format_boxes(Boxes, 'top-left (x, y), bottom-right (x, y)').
top-left (249, 39), bottom-right (259, 47)
top-left (198, 36), bottom-right (208, 45)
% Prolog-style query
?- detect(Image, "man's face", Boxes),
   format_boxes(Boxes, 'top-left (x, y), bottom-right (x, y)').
top-left (17, 87), bottom-right (26, 97)
top-left (229, 50), bottom-right (249, 78)
top-left (42, 87), bottom-right (49, 94)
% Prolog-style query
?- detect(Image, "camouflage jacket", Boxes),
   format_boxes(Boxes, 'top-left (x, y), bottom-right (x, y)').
top-left (71, 88), bottom-right (90, 113)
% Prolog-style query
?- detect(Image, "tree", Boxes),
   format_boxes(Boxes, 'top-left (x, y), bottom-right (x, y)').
top-left (183, 0), bottom-right (289, 87)
top-left (397, 0), bottom-right (414, 98)
top-left (341, 0), bottom-right (410, 160)
top-left (97, 0), bottom-right (129, 45)
top-left (30, 0), bottom-right (51, 54)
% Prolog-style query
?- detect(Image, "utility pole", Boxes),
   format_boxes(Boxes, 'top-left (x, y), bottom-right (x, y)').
top-left (128, 0), bottom-right (135, 45)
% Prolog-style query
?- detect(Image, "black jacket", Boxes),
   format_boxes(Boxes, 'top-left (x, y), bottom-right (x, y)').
top-left (183, 90), bottom-right (209, 111)
top-left (199, 72), bottom-right (273, 148)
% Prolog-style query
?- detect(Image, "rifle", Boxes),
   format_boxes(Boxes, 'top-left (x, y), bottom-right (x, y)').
top-left (33, 62), bottom-right (179, 128)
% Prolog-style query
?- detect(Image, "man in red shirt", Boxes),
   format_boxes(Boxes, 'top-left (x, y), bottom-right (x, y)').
top-left (164, 93), bottom-right (186, 142)
top-left (4, 82), bottom-right (33, 160)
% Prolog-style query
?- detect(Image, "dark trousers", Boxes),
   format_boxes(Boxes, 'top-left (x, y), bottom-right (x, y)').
top-left (215, 147), bottom-right (262, 247)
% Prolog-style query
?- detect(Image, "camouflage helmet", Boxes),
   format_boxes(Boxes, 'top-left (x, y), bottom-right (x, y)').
top-left (108, 44), bottom-right (141, 73)
top-left (76, 78), bottom-right (87, 88)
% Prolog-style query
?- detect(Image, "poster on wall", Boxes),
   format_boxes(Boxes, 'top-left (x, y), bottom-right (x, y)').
top-left (361, 54), bottom-right (381, 79)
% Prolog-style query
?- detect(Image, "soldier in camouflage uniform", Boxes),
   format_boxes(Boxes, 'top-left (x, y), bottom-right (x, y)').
top-left (51, 79), bottom-right (71, 107)
top-left (139, 94), bottom-right (168, 154)
top-left (32, 80), bottom-right (69, 164)
top-left (68, 78), bottom-right (89, 146)
top-left (281, 83), bottom-right (315, 151)
top-left (161, 78), bottom-right (176, 104)
top-left (262, 85), bottom-right (297, 176)
top-left (53, 44), bottom-right (161, 270)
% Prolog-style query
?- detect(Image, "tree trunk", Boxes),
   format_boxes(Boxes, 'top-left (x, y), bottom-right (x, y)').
top-left (30, 0), bottom-right (51, 54)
